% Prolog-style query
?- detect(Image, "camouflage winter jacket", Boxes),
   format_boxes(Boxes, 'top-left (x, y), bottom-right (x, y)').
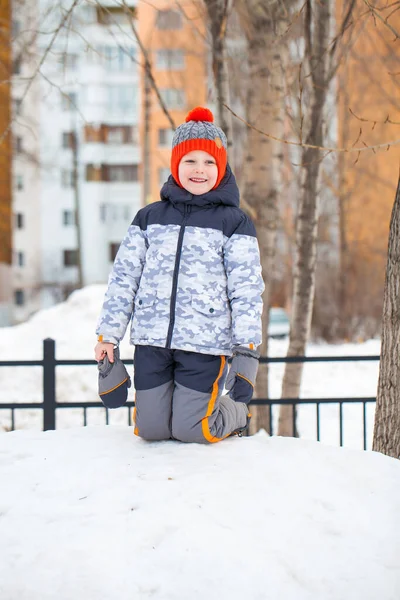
top-left (96, 165), bottom-right (264, 356)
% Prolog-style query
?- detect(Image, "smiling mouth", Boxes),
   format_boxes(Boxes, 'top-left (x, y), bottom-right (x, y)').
top-left (189, 177), bottom-right (207, 183)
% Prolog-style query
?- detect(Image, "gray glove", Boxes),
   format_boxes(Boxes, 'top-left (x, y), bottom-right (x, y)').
top-left (226, 346), bottom-right (259, 404)
top-left (98, 347), bottom-right (131, 409)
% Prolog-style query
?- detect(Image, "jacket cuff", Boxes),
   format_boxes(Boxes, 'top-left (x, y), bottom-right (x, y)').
top-left (97, 334), bottom-right (120, 345)
top-left (233, 345), bottom-right (260, 359)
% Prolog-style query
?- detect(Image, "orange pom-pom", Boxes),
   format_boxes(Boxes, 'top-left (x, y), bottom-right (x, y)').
top-left (185, 107), bottom-right (214, 123)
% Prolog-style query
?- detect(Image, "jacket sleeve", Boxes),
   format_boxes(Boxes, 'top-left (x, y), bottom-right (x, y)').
top-left (223, 213), bottom-right (264, 348)
top-left (96, 213), bottom-right (147, 345)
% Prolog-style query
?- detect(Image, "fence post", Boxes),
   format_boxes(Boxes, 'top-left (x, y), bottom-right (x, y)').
top-left (43, 338), bottom-right (56, 431)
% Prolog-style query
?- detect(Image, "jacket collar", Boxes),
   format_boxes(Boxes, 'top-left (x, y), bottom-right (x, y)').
top-left (160, 164), bottom-right (240, 208)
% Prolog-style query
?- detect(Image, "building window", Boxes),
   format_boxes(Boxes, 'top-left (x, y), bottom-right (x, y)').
top-left (12, 20), bottom-right (21, 37)
top-left (61, 53), bottom-right (78, 71)
top-left (63, 210), bottom-right (76, 226)
top-left (80, 5), bottom-right (96, 24)
top-left (61, 92), bottom-right (77, 111)
top-left (84, 125), bottom-right (103, 143)
top-left (158, 128), bottom-right (174, 147)
top-left (107, 85), bottom-right (136, 111)
top-left (96, 5), bottom-right (136, 25)
top-left (62, 132), bottom-right (76, 149)
top-left (13, 56), bottom-right (21, 75)
top-left (123, 205), bottom-right (131, 221)
top-left (61, 169), bottom-right (74, 188)
top-left (15, 213), bottom-right (24, 229)
top-left (86, 165), bottom-right (102, 182)
top-left (156, 49), bottom-right (184, 71)
top-left (13, 98), bottom-right (22, 115)
top-left (17, 251), bottom-right (24, 267)
top-left (159, 88), bottom-right (186, 110)
top-left (158, 167), bottom-right (170, 187)
top-left (86, 164), bottom-right (138, 182)
top-left (102, 45), bottom-right (136, 71)
top-left (107, 165), bottom-right (138, 182)
top-left (15, 174), bottom-right (24, 190)
top-left (156, 9), bottom-right (182, 30)
top-left (15, 289), bottom-right (24, 306)
top-left (85, 125), bottom-right (138, 144)
top-left (15, 136), bottom-right (23, 153)
top-left (99, 204), bottom-right (106, 222)
top-left (109, 243), bottom-right (119, 261)
top-left (106, 125), bottom-right (136, 144)
top-left (63, 249), bottom-right (78, 267)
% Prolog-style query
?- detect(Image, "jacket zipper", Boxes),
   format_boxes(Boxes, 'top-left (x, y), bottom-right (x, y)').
top-left (166, 204), bottom-right (191, 348)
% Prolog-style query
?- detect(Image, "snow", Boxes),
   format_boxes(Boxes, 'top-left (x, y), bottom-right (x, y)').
top-left (0, 427), bottom-right (399, 600)
top-left (0, 285), bottom-right (380, 449)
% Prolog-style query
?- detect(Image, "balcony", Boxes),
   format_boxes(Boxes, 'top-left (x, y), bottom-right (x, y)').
top-left (81, 143), bottom-right (140, 164)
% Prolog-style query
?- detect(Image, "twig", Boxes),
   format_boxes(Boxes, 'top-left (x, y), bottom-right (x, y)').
top-left (349, 107), bottom-right (400, 126)
top-left (224, 103), bottom-right (400, 153)
top-left (0, 0), bottom-right (80, 147)
top-left (363, 0), bottom-right (400, 38)
top-left (109, 0), bottom-right (176, 129)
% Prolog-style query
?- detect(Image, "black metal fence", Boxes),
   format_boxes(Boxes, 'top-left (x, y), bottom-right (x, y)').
top-left (0, 338), bottom-right (379, 449)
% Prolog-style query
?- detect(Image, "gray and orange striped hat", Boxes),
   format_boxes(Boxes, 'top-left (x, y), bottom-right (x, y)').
top-left (170, 107), bottom-right (228, 190)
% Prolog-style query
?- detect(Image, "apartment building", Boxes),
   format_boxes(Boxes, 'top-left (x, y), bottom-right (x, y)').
top-left (137, 0), bottom-right (208, 204)
top-left (11, 0), bottom-right (142, 322)
top-left (9, 0), bottom-right (213, 324)
top-left (0, 0), bottom-right (12, 326)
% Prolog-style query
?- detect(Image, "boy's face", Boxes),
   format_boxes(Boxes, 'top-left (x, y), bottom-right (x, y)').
top-left (178, 150), bottom-right (218, 195)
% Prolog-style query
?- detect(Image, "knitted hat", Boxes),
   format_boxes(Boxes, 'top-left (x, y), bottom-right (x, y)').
top-left (171, 107), bottom-right (228, 190)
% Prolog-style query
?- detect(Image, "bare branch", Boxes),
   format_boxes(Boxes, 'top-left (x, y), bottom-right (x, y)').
top-left (224, 103), bottom-right (400, 153)
top-left (363, 0), bottom-right (400, 38)
top-left (349, 107), bottom-right (400, 126)
top-left (108, 0), bottom-right (176, 129)
top-left (0, 0), bottom-right (81, 146)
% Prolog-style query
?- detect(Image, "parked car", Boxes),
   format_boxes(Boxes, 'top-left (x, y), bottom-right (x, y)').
top-left (268, 307), bottom-right (290, 339)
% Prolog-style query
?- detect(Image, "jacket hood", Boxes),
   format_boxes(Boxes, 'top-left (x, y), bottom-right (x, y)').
top-left (160, 164), bottom-right (239, 208)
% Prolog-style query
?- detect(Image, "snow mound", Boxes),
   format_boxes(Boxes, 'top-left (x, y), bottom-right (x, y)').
top-left (0, 428), bottom-right (399, 600)
top-left (3, 285), bottom-right (111, 360)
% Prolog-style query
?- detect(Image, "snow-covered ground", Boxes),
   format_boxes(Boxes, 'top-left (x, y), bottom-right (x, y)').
top-left (0, 427), bottom-right (399, 600)
top-left (0, 286), bottom-right (380, 449)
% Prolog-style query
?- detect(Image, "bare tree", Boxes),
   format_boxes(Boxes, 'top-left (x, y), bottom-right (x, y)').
top-left (373, 174), bottom-right (400, 459)
top-left (203, 0), bottom-right (233, 146)
top-left (235, 0), bottom-right (298, 433)
top-left (278, 0), bottom-right (334, 436)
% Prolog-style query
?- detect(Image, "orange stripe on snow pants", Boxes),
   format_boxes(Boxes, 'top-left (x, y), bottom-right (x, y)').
top-left (201, 356), bottom-right (229, 443)
top-left (133, 396), bottom-right (139, 436)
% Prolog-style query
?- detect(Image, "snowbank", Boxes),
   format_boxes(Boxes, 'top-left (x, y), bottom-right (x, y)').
top-left (0, 428), bottom-right (399, 600)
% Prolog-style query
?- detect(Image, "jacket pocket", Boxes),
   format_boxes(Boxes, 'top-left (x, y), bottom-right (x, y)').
top-left (191, 294), bottom-right (228, 319)
top-left (135, 292), bottom-right (157, 309)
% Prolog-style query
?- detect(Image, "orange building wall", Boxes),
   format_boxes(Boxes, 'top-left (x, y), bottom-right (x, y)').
top-left (337, 3), bottom-right (400, 303)
top-left (137, 0), bottom-right (208, 204)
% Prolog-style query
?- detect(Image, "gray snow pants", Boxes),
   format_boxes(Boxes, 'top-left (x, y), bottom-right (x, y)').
top-left (133, 345), bottom-right (249, 444)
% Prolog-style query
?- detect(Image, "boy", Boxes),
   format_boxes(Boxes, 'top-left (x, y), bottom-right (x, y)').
top-left (95, 107), bottom-right (264, 443)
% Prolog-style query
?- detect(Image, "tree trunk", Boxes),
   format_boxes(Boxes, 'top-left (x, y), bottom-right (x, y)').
top-left (236, 0), bottom-right (297, 434)
top-left (204, 0), bottom-right (233, 146)
top-left (142, 69), bottom-right (151, 205)
top-left (278, 0), bottom-right (332, 436)
top-left (373, 175), bottom-right (400, 459)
